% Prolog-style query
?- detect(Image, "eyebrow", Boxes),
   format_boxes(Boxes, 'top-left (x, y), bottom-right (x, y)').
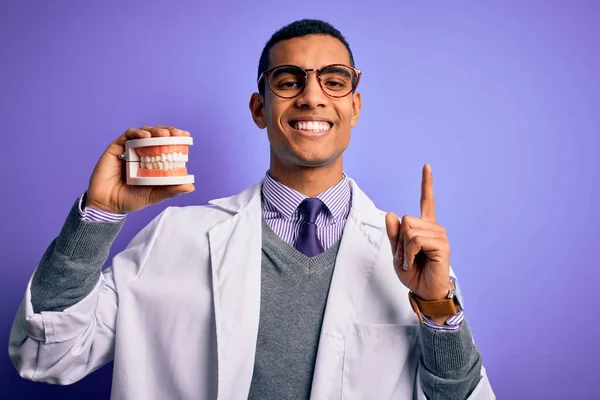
top-left (271, 66), bottom-right (303, 79)
top-left (323, 66), bottom-right (352, 78)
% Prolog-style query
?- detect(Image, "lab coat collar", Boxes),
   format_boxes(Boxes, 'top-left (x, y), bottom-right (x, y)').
top-left (208, 177), bottom-right (384, 229)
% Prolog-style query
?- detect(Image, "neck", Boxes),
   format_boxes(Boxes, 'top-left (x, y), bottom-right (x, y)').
top-left (269, 157), bottom-right (344, 197)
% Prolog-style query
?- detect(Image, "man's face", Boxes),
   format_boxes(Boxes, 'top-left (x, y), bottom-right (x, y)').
top-left (250, 34), bottom-right (362, 169)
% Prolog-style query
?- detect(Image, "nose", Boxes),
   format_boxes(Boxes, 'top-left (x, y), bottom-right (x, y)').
top-left (295, 70), bottom-right (327, 109)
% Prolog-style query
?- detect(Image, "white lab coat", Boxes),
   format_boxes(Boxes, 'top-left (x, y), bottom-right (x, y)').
top-left (9, 178), bottom-right (495, 399)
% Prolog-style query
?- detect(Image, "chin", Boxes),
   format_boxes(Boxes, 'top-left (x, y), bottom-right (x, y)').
top-left (288, 151), bottom-right (341, 168)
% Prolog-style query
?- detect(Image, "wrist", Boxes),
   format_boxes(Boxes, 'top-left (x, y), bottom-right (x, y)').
top-left (85, 196), bottom-right (120, 214)
top-left (408, 278), bottom-right (462, 325)
top-left (413, 281), bottom-right (452, 302)
top-left (426, 315), bottom-right (450, 325)
top-left (79, 192), bottom-right (127, 222)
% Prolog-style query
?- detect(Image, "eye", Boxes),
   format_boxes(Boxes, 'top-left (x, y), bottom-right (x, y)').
top-left (322, 78), bottom-right (350, 91)
top-left (278, 80), bottom-right (300, 89)
top-left (272, 73), bottom-right (306, 91)
top-left (320, 66), bottom-right (355, 92)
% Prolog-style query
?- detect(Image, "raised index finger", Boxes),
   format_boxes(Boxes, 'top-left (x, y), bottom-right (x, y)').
top-left (420, 163), bottom-right (436, 222)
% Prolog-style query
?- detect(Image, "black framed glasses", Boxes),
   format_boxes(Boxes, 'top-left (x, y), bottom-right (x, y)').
top-left (257, 64), bottom-right (362, 99)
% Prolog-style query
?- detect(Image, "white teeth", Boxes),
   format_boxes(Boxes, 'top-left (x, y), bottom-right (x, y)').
top-left (294, 121), bottom-right (330, 132)
top-left (138, 152), bottom-right (188, 170)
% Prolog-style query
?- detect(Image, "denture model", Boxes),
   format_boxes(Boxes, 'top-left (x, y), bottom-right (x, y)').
top-left (122, 136), bottom-right (194, 185)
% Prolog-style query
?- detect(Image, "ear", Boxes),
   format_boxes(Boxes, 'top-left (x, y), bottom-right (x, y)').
top-left (350, 91), bottom-right (362, 128)
top-left (249, 92), bottom-right (267, 129)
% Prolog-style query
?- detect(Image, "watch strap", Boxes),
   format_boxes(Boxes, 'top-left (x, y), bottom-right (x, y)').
top-left (408, 292), bottom-right (459, 325)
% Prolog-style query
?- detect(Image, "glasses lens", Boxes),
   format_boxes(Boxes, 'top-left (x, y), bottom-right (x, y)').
top-left (320, 65), bottom-right (357, 97)
top-left (268, 66), bottom-right (306, 98)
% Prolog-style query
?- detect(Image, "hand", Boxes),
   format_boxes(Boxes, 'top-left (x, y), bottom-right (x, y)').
top-left (86, 125), bottom-right (195, 214)
top-left (385, 164), bottom-right (451, 301)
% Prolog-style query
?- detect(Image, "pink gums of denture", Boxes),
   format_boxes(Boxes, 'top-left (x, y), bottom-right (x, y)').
top-left (134, 145), bottom-right (189, 177)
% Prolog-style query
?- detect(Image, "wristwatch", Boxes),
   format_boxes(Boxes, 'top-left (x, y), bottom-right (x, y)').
top-left (408, 278), bottom-right (462, 324)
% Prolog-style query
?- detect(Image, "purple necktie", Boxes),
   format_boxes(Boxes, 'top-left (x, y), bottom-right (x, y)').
top-left (295, 198), bottom-right (325, 257)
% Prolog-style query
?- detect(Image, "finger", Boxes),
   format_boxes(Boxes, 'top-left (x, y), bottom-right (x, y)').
top-left (141, 125), bottom-right (171, 137)
top-left (175, 128), bottom-right (191, 136)
top-left (399, 219), bottom-right (443, 270)
top-left (400, 215), bottom-right (445, 233)
top-left (385, 212), bottom-right (402, 262)
top-left (148, 184), bottom-right (195, 204)
top-left (108, 128), bottom-right (152, 157)
top-left (420, 164), bottom-right (436, 222)
top-left (155, 125), bottom-right (191, 137)
top-left (404, 228), bottom-right (445, 243)
top-left (114, 128), bottom-right (152, 147)
top-left (403, 236), bottom-right (447, 271)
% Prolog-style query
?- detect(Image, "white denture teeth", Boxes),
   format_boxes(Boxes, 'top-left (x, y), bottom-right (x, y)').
top-left (138, 151), bottom-right (188, 170)
top-left (126, 136), bottom-right (193, 186)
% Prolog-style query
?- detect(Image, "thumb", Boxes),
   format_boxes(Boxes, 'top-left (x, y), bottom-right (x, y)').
top-left (385, 212), bottom-right (401, 255)
top-left (149, 184), bottom-right (195, 204)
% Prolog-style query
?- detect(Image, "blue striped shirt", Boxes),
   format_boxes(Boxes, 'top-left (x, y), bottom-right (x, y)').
top-left (261, 171), bottom-right (351, 250)
top-left (77, 172), bottom-right (462, 330)
top-left (78, 193), bottom-right (127, 222)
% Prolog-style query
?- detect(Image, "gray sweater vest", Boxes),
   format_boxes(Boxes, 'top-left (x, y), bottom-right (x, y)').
top-left (247, 219), bottom-right (341, 399)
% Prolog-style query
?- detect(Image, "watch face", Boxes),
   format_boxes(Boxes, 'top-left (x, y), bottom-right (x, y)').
top-left (451, 277), bottom-right (465, 311)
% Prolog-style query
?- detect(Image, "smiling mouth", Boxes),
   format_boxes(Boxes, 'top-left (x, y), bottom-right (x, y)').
top-left (288, 120), bottom-right (333, 132)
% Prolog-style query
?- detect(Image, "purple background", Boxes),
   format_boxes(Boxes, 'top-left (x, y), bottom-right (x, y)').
top-left (1, 1), bottom-right (599, 398)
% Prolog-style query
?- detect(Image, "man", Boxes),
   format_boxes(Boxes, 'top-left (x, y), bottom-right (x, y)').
top-left (9, 19), bottom-right (495, 399)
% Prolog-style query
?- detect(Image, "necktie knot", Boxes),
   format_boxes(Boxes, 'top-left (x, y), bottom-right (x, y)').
top-left (299, 198), bottom-right (325, 224)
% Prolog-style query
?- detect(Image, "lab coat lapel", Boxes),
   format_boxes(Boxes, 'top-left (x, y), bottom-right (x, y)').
top-left (310, 179), bottom-right (387, 399)
top-left (208, 181), bottom-right (264, 400)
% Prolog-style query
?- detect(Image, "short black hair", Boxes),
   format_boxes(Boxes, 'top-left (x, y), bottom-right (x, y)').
top-left (257, 19), bottom-right (355, 96)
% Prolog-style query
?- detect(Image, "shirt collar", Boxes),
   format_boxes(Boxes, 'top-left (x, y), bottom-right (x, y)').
top-left (261, 171), bottom-right (351, 221)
